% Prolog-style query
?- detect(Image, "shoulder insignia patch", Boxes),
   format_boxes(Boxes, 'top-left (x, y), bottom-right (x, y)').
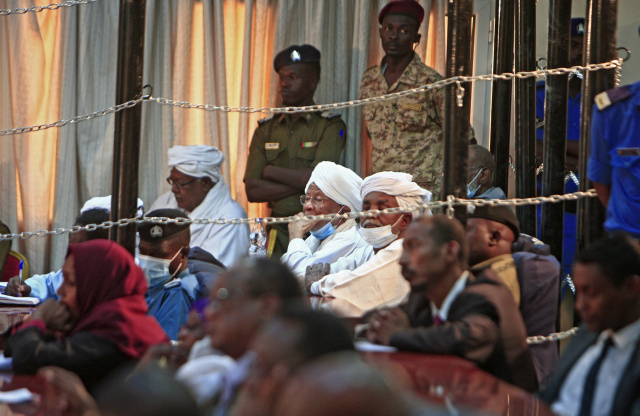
top-left (320, 111), bottom-right (340, 120)
top-left (164, 279), bottom-right (181, 290)
top-left (258, 114), bottom-right (275, 125)
top-left (595, 85), bottom-right (631, 111)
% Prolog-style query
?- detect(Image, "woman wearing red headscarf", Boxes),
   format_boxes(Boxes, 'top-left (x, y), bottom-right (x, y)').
top-left (4, 240), bottom-right (168, 389)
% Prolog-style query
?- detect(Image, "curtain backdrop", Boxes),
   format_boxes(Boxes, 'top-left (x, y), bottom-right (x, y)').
top-left (0, 0), bottom-right (442, 275)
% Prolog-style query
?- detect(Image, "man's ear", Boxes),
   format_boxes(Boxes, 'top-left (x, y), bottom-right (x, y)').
top-left (180, 246), bottom-right (191, 258)
top-left (414, 33), bottom-right (422, 46)
top-left (625, 274), bottom-right (640, 297)
top-left (479, 168), bottom-right (491, 185)
top-left (444, 240), bottom-right (460, 263)
top-left (398, 213), bottom-right (413, 232)
top-left (489, 229), bottom-right (500, 246)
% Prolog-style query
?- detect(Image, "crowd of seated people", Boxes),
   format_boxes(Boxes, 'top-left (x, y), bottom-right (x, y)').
top-left (3, 1), bottom-right (640, 414)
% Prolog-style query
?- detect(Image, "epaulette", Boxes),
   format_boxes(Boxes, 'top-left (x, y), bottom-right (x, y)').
top-left (320, 111), bottom-right (341, 120)
top-left (257, 114), bottom-right (275, 125)
top-left (594, 85), bottom-right (631, 111)
top-left (164, 278), bottom-right (181, 290)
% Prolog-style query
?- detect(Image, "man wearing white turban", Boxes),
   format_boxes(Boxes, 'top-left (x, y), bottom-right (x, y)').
top-left (150, 145), bottom-right (249, 268)
top-left (280, 162), bottom-right (370, 280)
top-left (304, 172), bottom-right (432, 313)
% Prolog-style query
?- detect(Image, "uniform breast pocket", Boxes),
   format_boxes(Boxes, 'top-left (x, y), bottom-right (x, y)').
top-left (266, 146), bottom-right (285, 162)
top-left (396, 97), bottom-right (428, 133)
top-left (297, 146), bottom-right (317, 161)
top-left (611, 149), bottom-right (640, 189)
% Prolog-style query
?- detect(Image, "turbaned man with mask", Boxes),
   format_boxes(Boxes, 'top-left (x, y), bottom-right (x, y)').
top-left (304, 172), bottom-right (431, 313)
top-left (138, 209), bottom-right (199, 340)
top-left (281, 162), bottom-right (369, 280)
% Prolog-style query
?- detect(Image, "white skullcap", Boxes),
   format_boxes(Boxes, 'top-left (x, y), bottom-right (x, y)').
top-left (80, 196), bottom-right (145, 218)
top-left (361, 172), bottom-right (432, 215)
top-left (168, 145), bottom-right (225, 182)
top-left (305, 162), bottom-right (363, 212)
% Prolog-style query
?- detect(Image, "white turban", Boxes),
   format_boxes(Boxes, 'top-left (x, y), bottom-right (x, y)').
top-left (305, 162), bottom-right (363, 212)
top-left (168, 145), bottom-right (225, 182)
top-left (361, 172), bottom-right (432, 215)
top-left (80, 196), bottom-right (145, 218)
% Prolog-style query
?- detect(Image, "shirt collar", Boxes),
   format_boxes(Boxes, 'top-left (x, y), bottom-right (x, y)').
top-left (430, 271), bottom-right (469, 321)
top-left (277, 108), bottom-right (315, 124)
top-left (601, 317), bottom-right (640, 349)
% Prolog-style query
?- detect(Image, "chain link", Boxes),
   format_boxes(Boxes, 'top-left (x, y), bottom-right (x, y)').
top-left (562, 273), bottom-right (576, 295)
top-left (0, 97), bottom-right (144, 136)
top-left (0, 190), bottom-right (598, 241)
top-left (0, 0), bottom-right (99, 15)
top-left (0, 60), bottom-right (620, 136)
top-left (527, 327), bottom-right (578, 345)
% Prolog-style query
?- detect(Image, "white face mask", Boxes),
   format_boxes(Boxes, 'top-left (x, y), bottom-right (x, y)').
top-left (358, 215), bottom-right (403, 249)
top-left (139, 249), bottom-right (183, 286)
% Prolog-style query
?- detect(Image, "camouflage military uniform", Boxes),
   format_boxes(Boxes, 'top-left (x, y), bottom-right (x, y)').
top-left (360, 52), bottom-right (445, 197)
top-left (244, 110), bottom-right (346, 258)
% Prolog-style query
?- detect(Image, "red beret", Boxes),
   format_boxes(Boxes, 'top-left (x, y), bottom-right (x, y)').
top-left (378, 0), bottom-right (425, 24)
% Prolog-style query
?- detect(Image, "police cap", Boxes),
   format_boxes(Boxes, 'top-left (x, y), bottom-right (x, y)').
top-left (273, 44), bottom-right (321, 73)
top-left (139, 209), bottom-right (190, 243)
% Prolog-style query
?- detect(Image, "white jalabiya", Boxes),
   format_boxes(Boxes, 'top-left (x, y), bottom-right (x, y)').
top-left (281, 219), bottom-right (370, 280)
top-left (310, 239), bottom-right (410, 312)
top-left (150, 180), bottom-right (249, 267)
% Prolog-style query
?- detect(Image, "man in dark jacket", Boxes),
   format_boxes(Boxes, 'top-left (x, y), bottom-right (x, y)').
top-left (365, 215), bottom-right (537, 392)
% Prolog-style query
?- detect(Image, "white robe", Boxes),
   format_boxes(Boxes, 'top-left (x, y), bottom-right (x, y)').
top-left (311, 239), bottom-right (410, 312)
top-left (280, 219), bottom-right (370, 281)
top-left (150, 181), bottom-right (250, 267)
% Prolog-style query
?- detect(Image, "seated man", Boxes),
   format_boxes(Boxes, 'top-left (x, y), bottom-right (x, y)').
top-left (5, 201), bottom-right (116, 300)
top-left (540, 234), bottom-right (640, 415)
top-left (304, 171), bottom-right (431, 313)
top-left (227, 307), bottom-right (354, 416)
top-left (366, 215), bottom-right (537, 392)
top-left (467, 144), bottom-right (506, 199)
top-left (138, 209), bottom-right (199, 340)
top-left (281, 161), bottom-right (368, 280)
top-left (466, 205), bottom-right (560, 384)
top-left (150, 145), bottom-right (249, 267)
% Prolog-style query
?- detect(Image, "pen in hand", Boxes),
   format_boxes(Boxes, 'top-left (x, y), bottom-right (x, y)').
top-left (18, 260), bottom-right (23, 297)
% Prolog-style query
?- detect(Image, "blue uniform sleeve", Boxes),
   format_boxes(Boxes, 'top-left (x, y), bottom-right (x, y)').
top-left (26, 269), bottom-right (63, 301)
top-left (535, 83), bottom-right (546, 141)
top-left (588, 105), bottom-right (612, 185)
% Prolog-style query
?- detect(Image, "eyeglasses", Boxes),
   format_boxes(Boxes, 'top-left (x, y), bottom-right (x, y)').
top-left (300, 195), bottom-right (331, 206)
top-left (167, 177), bottom-right (199, 189)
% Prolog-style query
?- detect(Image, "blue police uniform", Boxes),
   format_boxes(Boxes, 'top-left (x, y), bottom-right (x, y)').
top-left (535, 81), bottom-right (580, 267)
top-left (146, 269), bottom-right (199, 340)
top-left (588, 80), bottom-right (640, 238)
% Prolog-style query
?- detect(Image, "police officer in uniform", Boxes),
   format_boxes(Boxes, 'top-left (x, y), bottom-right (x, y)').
top-left (138, 209), bottom-right (200, 340)
top-left (589, 79), bottom-right (640, 239)
top-left (244, 45), bottom-right (346, 259)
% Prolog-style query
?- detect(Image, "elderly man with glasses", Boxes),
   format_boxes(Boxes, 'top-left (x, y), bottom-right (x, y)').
top-left (150, 145), bottom-right (250, 267)
top-left (281, 162), bottom-right (370, 280)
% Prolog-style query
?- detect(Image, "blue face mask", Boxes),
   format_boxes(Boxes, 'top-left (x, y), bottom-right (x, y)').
top-left (309, 207), bottom-right (345, 240)
top-left (139, 249), bottom-right (182, 287)
top-left (467, 169), bottom-right (483, 198)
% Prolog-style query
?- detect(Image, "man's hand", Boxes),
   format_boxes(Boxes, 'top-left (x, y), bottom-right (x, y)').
top-left (39, 366), bottom-right (100, 416)
top-left (288, 212), bottom-right (318, 240)
top-left (32, 299), bottom-right (72, 333)
top-left (6, 276), bottom-right (31, 297)
top-left (365, 308), bottom-right (410, 345)
top-left (304, 263), bottom-right (331, 294)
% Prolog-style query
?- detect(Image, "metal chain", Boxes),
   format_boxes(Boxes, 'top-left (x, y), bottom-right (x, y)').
top-left (562, 273), bottom-right (576, 295)
top-left (614, 57), bottom-right (623, 88)
top-left (527, 327), bottom-right (579, 345)
top-left (0, 97), bottom-right (144, 136)
top-left (0, 60), bottom-right (620, 136)
top-left (0, 189), bottom-right (598, 241)
top-left (0, 0), bottom-right (99, 15)
top-left (150, 60), bottom-right (620, 114)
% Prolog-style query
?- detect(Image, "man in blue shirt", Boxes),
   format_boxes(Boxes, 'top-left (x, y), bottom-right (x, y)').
top-left (139, 209), bottom-right (199, 340)
top-left (588, 80), bottom-right (640, 238)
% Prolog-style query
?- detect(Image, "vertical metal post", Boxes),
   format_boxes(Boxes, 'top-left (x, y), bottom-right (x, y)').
top-left (576, 0), bottom-right (617, 254)
top-left (111, 0), bottom-right (147, 255)
top-left (540, 0), bottom-right (571, 262)
top-left (442, 0), bottom-right (474, 223)
top-left (489, 0), bottom-right (514, 194)
top-left (514, 0), bottom-right (537, 236)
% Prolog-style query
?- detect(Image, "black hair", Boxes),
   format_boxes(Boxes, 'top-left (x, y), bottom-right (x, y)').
top-left (575, 233), bottom-right (640, 287)
top-left (418, 215), bottom-right (468, 267)
top-left (275, 306), bottom-right (354, 368)
top-left (75, 208), bottom-right (111, 240)
top-left (233, 258), bottom-right (303, 302)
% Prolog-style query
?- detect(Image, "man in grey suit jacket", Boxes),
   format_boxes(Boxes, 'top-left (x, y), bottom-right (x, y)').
top-left (539, 233), bottom-right (640, 415)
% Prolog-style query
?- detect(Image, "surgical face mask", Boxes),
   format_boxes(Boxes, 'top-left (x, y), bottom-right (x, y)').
top-left (467, 169), bottom-right (483, 198)
top-left (358, 215), bottom-right (403, 249)
top-left (310, 207), bottom-right (345, 240)
top-left (139, 249), bottom-right (183, 286)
